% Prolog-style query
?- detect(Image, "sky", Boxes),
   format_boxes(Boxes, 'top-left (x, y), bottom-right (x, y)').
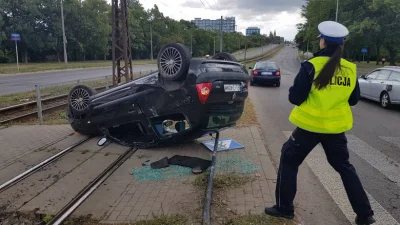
top-left (117, 0), bottom-right (307, 41)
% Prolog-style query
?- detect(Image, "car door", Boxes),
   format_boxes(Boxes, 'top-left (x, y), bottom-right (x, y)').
top-left (387, 71), bottom-right (400, 102)
top-left (370, 69), bottom-right (392, 100)
top-left (359, 70), bottom-right (380, 98)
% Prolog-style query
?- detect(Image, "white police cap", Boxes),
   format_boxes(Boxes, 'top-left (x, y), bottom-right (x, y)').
top-left (317, 21), bottom-right (349, 43)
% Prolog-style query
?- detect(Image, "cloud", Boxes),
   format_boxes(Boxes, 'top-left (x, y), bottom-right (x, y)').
top-left (181, 0), bottom-right (205, 8)
top-left (218, 0), bottom-right (303, 13)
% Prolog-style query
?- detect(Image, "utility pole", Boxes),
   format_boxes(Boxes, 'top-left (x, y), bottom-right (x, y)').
top-left (306, 23), bottom-right (310, 60)
top-left (336, 0), bottom-right (339, 21)
top-left (61, 0), bottom-right (68, 66)
top-left (220, 16), bottom-right (223, 52)
top-left (149, 16), bottom-right (154, 61)
top-left (213, 36), bottom-right (216, 55)
top-left (191, 33), bottom-right (193, 55)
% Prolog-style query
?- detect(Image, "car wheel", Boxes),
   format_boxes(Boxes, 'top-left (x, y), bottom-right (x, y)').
top-left (211, 52), bottom-right (238, 62)
top-left (276, 82), bottom-right (281, 87)
top-left (157, 43), bottom-right (191, 81)
top-left (250, 80), bottom-right (254, 86)
top-left (380, 92), bottom-right (391, 109)
top-left (68, 85), bottom-right (97, 116)
top-left (66, 108), bottom-right (98, 135)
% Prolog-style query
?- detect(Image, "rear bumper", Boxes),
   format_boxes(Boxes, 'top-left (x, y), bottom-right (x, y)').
top-left (252, 76), bottom-right (280, 84)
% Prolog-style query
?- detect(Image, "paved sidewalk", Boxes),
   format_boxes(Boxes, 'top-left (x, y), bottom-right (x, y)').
top-left (96, 125), bottom-right (277, 224)
top-left (0, 125), bottom-right (73, 170)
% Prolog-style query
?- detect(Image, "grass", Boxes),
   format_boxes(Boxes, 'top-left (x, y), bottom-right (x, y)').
top-left (236, 98), bottom-right (258, 127)
top-left (232, 47), bottom-right (258, 56)
top-left (298, 51), bottom-right (305, 61)
top-left (194, 172), bottom-right (254, 189)
top-left (0, 60), bottom-right (155, 74)
top-left (224, 214), bottom-right (296, 225)
top-left (97, 215), bottom-right (188, 225)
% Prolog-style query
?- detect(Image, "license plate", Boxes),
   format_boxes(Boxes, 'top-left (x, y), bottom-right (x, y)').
top-left (262, 72), bottom-right (272, 75)
top-left (224, 84), bottom-right (240, 92)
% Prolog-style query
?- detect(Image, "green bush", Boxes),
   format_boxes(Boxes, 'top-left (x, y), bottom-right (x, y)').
top-left (0, 50), bottom-right (13, 63)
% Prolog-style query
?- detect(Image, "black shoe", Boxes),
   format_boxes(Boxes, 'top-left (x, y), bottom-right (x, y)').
top-left (355, 215), bottom-right (376, 225)
top-left (264, 205), bottom-right (294, 220)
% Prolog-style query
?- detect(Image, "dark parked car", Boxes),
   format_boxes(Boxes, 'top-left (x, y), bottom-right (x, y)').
top-left (248, 61), bottom-right (281, 87)
top-left (66, 43), bottom-right (249, 148)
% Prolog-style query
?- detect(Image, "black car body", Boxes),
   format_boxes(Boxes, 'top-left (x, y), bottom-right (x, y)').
top-left (67, 44), bottom-right (249, 148)
top-left (249, 61), bottom-right (281, 87)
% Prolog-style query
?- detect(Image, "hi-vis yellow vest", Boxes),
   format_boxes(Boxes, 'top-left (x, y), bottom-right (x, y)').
top-left (289, 57), bottom-right (357, 134)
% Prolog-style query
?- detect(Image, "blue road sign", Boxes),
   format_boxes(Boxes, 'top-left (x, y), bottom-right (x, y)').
top-left (361, 48), bottom-right (368, 54)
top-left (11, 33), bottom-right (21, 41)
top-left (202, 138), bottom-right (244, 152)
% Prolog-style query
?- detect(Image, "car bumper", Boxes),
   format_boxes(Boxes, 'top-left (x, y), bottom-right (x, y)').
top-left (252, 76), bottom-right (280, 84)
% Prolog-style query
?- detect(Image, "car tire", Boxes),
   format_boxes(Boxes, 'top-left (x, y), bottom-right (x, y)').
top-left (211, 52), bottom-right (238, 62)
top-left (250, 80), bottom-right (254, 86)
top-left (68, 85), bottom-right (97, 116)
top-left (157, 43), bottom-right (191, 81)
top-left (276, 82), bottom-right (280, 87)
top-left (380, 92), bottom-right (391, 109)
top-left (66, 108), bottom-right (98, 135)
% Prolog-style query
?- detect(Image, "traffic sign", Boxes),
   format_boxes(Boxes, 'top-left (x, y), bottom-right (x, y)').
top-left (361, 48), bottom-right (368, 54)
top-left (11, 33), bottom-right (21, 41)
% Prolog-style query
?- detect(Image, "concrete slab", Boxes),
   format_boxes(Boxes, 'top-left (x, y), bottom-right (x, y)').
top-left (0, 125), bottom-right (73, 170)
top-left (19, 144), bottom-right (127, 214)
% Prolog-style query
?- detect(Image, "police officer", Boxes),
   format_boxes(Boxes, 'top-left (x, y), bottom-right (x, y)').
top-left (264, 21), bottom-right (376, 225)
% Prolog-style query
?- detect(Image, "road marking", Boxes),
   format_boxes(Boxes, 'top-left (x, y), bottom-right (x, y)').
top-left (347, 135), bottom-right (400, 185)
top-left (380, 136), bottom-right (400, 149)
top-left (283, 131), bottom-right (399, 225)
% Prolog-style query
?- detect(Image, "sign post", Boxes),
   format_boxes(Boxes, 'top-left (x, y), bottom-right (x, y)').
top-left (11, 33), bottom-right (21, 72)
top-left (361, 48), bottom-right (368, 62)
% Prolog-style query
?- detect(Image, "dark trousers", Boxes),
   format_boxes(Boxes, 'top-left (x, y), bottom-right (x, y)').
top-left (275, 127), bottom-right (374, 217)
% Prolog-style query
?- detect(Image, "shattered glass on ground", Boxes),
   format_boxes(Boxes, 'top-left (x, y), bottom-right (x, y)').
top-left (132, 165), bottom-right (192, 182)
top-left (132, 152), bottom-right (259, 182)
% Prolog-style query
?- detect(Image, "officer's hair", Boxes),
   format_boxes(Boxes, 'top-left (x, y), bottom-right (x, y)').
top-left (313, 40), bottom-right (344, 90)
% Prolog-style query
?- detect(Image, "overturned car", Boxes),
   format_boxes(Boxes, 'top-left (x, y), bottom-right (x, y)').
top-left (66, 43), bottom-right (249, 147)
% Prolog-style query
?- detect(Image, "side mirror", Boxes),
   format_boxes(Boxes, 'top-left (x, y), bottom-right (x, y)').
top-left (360, 75), bottom-right (366, 79)
top-left (248, 67), bottom-right (252, 70)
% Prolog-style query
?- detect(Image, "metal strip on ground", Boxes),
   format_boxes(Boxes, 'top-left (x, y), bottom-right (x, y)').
top-left (283, 131), bottom-right (399, 225)
top-left (47, 147), bottom-right (137, 225)
top-left (203, 132), bottom-right (219, 225)
top-left (0, 137), bottom-right (92, 192)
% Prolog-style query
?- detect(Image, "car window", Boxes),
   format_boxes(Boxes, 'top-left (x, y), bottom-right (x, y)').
top-left (376, 70), bottom-right (391, 80)
top-left (366, 71), bottom-right (380, 79)
top-left (254, 61), bottom-right (278, 69)
top-left (388, 71), bottom-right (400, 82)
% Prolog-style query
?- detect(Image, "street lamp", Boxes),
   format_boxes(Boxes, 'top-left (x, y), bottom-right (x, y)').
top-left (149, 15), bottom-right (154, 61)
top-left (61, 0), bottom-right (67, 66)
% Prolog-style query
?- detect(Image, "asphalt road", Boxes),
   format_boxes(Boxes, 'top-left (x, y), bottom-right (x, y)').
top-left (0, 64), bottom-right (157, 95)
top-left (0, 45), bottom-right (273, 95)
top-left (250, 46), bottom-right (400, 225)
top-left (235, 44), bottom-right (278, 60)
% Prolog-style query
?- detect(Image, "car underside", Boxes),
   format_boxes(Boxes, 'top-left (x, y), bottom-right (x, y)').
top-left (67, 43), bottom-right (250, 147)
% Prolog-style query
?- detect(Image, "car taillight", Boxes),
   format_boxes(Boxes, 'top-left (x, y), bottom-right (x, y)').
top-left (196, 83), bottom-right (212, 104)
top-left (276, 70), bottom-right (281, 76)
top-left (253, 70), bottom-right (258, 76)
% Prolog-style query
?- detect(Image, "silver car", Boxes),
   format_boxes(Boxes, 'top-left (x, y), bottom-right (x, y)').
top-left (359, 66), bottom-right (400, 108)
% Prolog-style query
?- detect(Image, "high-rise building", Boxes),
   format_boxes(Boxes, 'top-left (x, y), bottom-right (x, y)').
top-left (246, 27), bottom-right (261, 36)
top-left (191, 17), bottom-right (236, 33)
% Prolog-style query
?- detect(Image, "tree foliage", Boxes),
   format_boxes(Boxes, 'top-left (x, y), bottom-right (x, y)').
top-left (0, 0), bottom-right (281, 63)
top-left (295, 0), bottom-right (400, 65)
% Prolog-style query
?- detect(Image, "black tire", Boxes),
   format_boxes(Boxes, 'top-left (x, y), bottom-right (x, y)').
top-left (276, 82), bottom-right (281, 87)
top-left (211, 52), bottom-right (238, 62)
top-left (68, 85), bottom-right (97, 116)
top-left (157, 43), bottom-right (191, 81)
top-left (380, 92), bottom-right (391, 109)
top-left (66, 108), bottom-right (98, 135)
top-left (250, 80), bottom-right (254, 86)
